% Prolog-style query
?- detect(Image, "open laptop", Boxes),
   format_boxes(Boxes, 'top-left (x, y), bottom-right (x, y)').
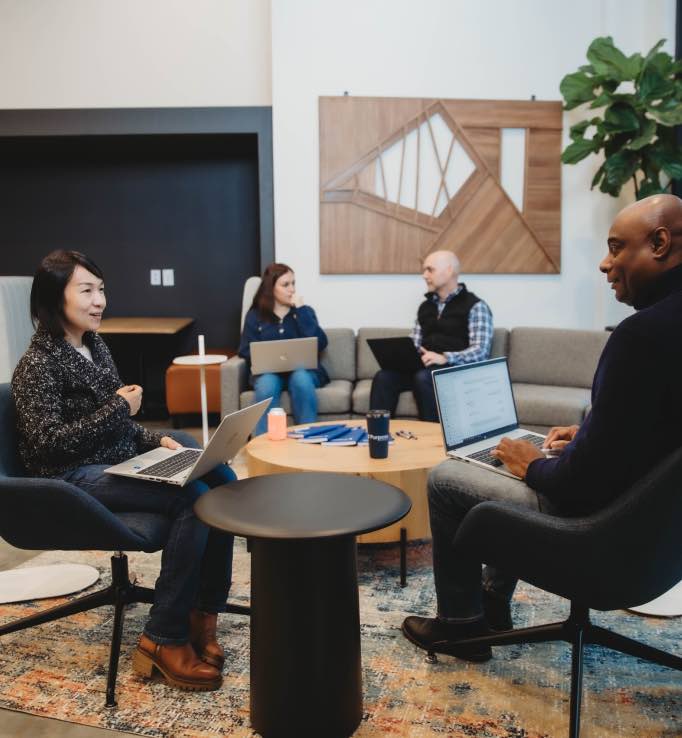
top-left (250, 336), bottom-right (318, 375)
top-left (432, 357), bottom-right (549, 479)
top-left (105, 398), bottom-right (270, 486)
top-left (367, 336), bottom-right (423, 373)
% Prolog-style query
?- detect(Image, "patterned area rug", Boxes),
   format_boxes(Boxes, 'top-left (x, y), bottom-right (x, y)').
top-left (0, 540), bottom-right (680, 738)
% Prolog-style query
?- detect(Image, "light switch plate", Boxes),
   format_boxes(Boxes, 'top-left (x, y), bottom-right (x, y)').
top-left (150, 269), bottom-right (161, 286)
top-left (162, 268), bottom-right (175, 287)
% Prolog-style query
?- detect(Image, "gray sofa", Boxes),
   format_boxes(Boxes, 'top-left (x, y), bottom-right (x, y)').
top-left (220, 326), bottom-right (609, 433)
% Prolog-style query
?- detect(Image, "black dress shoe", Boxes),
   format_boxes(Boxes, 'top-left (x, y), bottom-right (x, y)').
top-left (401, 616), bottom-right (492, 662)
top-left (482, 590), bottom-right (513, 632)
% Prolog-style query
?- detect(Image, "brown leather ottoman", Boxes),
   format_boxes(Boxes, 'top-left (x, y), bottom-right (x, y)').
top-left (165, 349), bottom-right (234, 422)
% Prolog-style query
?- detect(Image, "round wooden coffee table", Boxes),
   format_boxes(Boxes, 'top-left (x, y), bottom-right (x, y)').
top-left (246, 420), bottom-right (446, 580)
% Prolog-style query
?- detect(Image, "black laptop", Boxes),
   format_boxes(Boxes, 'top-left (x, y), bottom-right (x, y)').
top-left (366, 336), bottom-right (423, 372)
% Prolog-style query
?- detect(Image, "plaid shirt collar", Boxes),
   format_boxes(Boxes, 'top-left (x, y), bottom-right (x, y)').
top-left (425, 283), bottom-right (464, 306)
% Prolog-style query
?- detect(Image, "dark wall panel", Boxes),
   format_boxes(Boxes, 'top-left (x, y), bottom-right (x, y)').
top-left (0, 133), bottom-right (260, 351)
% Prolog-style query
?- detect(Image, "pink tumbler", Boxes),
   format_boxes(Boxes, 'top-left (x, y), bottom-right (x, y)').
top-left (267, 407), bottom-right (287, 440)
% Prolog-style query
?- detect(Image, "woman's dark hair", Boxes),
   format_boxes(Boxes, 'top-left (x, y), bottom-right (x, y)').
top-left (252, 262), bottom-right (294, 320)
top-left (31, 250), bottom-right (104, 337)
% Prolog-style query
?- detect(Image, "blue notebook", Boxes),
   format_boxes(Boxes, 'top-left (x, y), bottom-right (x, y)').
top-left (298, 425), bottom-right (350, 443)
top-left (288, 424), bottom-right (345, 440)
top-left (322, 427), bottom-right (365, 446)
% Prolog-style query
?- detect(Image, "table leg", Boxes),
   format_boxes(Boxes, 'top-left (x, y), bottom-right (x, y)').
top-left (249, 536), bottom-right (362, 738)
top-left (400, 526), bottom-right (407, 587)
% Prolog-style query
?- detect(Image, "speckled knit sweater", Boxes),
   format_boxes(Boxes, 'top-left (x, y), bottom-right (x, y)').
top-left (11, 327), bottom-right (162, 477)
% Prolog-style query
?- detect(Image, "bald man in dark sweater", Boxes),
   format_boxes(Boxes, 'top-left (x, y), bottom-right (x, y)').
top-left (403, 194), bottom-right (682, 661)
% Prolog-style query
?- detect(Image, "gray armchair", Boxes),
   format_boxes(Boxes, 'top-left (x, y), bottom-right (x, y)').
top-left (436, 447), bottom-right (682, 737)
top-left (0, 384), bottom-right (249, 707)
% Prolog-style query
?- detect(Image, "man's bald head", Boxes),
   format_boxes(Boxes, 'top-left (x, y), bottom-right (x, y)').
top-left (616, 194), bottom-right (682, 245)
top-left (422, 250), bottom-right (460, 297)
top-left (601, 194), bottom-right (682, 307)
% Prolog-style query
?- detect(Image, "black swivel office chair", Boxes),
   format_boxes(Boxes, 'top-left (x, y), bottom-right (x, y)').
top-left (0, 383), bottom-right (249, 707)
top-left (432, 447), bottom-right (682, 738)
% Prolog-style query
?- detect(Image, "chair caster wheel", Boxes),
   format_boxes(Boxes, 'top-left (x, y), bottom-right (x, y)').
top-left (425, 651), bottom-right (438, 664)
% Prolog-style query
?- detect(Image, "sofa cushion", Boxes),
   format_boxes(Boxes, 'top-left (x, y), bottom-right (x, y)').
top-left (513, 382), bottom-right (591, 428)
top-left (320, 328), bottom-right (356, 381)
top-left (490, 327), bottom-right (509, 359)
top-left (240, 379), bottom-right (353, 415)
top-left (351, 378), bottom-right (418, 417)
top-left (508, 327), bottom-right (608, 388)
top-left (356, 327), bottom-right (412, 381)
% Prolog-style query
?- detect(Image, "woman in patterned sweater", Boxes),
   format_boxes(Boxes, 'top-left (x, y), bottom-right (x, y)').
top-left (12, 250), bottom-right (234, 692)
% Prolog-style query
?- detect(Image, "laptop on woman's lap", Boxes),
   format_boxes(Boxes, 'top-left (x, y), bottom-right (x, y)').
top-left (105, 399), bottom-right (270, 486)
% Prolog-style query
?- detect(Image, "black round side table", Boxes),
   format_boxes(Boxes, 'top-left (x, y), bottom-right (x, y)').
top-left (195, 472), bottom-right (411, 738)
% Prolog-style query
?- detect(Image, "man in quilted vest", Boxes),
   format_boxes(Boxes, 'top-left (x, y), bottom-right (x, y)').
top-left (369, 250), bottom-right (494, 421)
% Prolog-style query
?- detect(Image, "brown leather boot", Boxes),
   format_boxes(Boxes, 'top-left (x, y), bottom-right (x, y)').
top-left (133, 634), bottom-right (222, 691)
top-left (189, 609), bottom-right (225, 669)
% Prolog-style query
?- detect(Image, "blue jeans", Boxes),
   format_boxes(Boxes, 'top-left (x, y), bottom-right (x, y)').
top-left (252, 369), bottom-right (322, 435)
top-left (58, 460), bottom-right (236, 645)
top-left (427, 459), bottom-right (541, 621)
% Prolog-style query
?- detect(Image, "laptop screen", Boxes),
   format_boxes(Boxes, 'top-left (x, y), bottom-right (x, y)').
top-left (432, 358), bottom-right (519, 450)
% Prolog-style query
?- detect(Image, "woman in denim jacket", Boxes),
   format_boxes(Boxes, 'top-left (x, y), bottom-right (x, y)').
top-left (238, 263), bottom-right (328, 435)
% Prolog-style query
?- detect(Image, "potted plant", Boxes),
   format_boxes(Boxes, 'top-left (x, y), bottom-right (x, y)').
top-left (560, 36), bottom-right (682, 199)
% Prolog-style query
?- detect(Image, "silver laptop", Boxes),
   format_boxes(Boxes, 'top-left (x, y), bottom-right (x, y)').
top-left (250, 336), bottom-right (318, 375)
top-left (432, 357), bottom-right (548, 479)
top-left (105, 398), bottom-right (270, 486)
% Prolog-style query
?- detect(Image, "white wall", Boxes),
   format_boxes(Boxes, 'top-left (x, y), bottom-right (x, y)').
top-left (271, 0), bottom-right (676, 331)
top-left (0, 0), bottom-right (272, 108)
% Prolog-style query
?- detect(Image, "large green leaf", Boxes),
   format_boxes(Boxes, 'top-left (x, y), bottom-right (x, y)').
top-left (587, 36), bottom-right (640, 80)
top-left (590, 163), bottom-right (606, 189)
top-left (639, 66), bottom-right (675, 102)
top-left (641, 151), bottom-right (662, 180)
top-left (569, 118), bottom-right (601, 141)
top-left (589, 90), bottom-right (613, 109)
top-left (561, 138), bottom-right (599, 164)
top-left (599, 177), bottom-right (622, 197)
top-left (603, 103), bottom-right (641, 133)
top-left (637, 178), bottom-right (667, 199)
top-left (603, 150), bottom-right (639, 188)
top-left (643, 51), bottom-right (674, 78)
top-left (648, 106), bottom-right (682, 125)
top-left (656, 150), bottom-right (682, 179)
top-left (560, 71), bottom-right (597, 109)
top-left (626, 118), bottom-right (657, 150)
top-left (642, 39), bottom-right (666, 67)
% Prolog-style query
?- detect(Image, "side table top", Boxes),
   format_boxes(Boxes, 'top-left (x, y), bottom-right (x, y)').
top-left (194, 472), bottom-right (411, 540)
top-left (173, 354), bottom-right (228, 366)
top-left (246, 419), bottom-right (446, 474)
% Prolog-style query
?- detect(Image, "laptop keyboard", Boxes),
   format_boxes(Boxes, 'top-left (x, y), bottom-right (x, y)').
top-left (138, 449), bottom-right (202, 478)
top-left (466, 433), bottom-right (545, 468)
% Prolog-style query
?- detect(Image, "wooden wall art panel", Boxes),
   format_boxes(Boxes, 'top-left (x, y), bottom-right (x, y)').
top-left (319, 96), bottom-right (563, 274)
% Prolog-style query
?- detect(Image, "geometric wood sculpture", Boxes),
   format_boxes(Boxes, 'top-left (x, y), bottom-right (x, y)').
top-left (320, 96), bottom-right (562, 274)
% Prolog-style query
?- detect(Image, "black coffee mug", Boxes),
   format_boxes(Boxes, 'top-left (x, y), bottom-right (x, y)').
top-left (366, 409), bottom-right (390, 459)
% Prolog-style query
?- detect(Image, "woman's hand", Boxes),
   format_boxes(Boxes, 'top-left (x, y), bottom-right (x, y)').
top-left (160, 436), bottom-right (182, 450)
top-left (291, 293), bottom-right (305, 308)
top-left (116, 385), bottom-right (143, 416)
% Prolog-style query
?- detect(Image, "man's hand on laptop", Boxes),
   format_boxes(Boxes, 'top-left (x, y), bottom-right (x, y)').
top-left (160, 436), bottom-right (182, 450)
top-left (116, 384), bottom-right (142, 416)
top-left (544, 424), bottom-right (579, 452)
top-left (419, 347), bottom-right (447, 367)
top-left (491, 438), bottom-right (544, 479)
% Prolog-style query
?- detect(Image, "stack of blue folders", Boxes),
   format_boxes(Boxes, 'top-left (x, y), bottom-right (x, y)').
top-left (287, 424), bottom-right (393, 447)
